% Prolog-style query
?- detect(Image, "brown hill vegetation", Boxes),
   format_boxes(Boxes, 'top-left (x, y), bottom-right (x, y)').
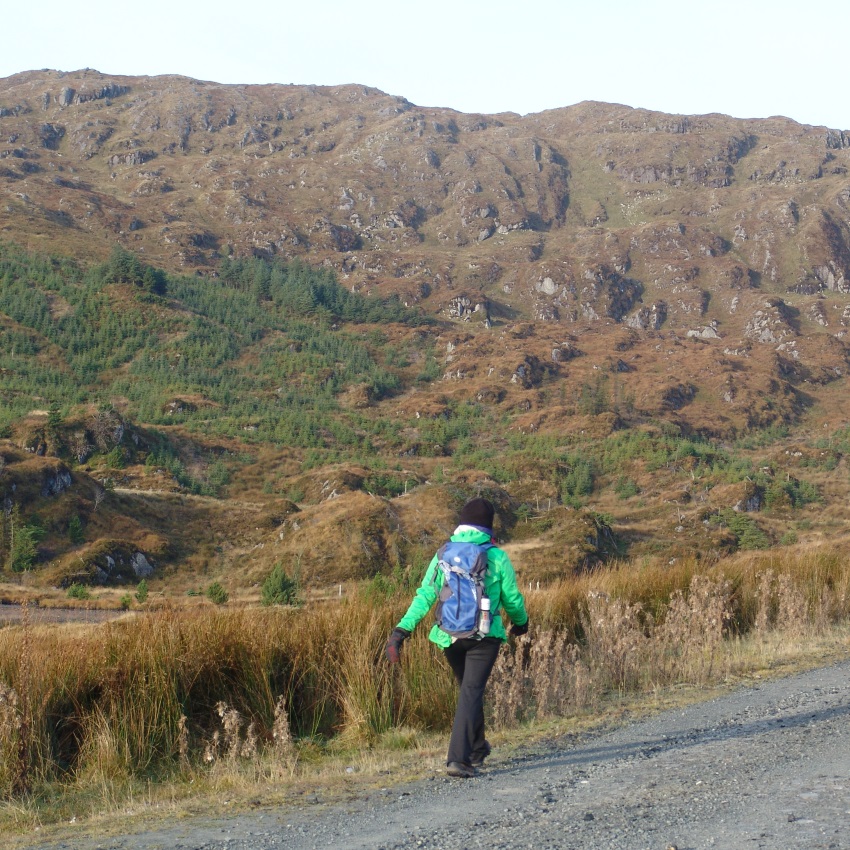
top-left (1, 70), bottom-right (850, 595)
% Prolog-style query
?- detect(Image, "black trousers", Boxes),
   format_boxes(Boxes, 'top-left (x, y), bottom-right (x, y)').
top-left (443, 637), bottom-right (501, 765)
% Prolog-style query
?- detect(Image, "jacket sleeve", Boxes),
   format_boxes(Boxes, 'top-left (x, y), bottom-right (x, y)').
top-left (495, 550), bottom-right (528, 627)
top-left (396, 554), bottom-right (441, 633)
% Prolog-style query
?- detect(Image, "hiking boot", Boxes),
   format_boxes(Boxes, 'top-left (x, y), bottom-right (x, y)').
top-left (470, 741), bottom-right (491, 768)
top-left (446, 761), bottom-right (477, 778)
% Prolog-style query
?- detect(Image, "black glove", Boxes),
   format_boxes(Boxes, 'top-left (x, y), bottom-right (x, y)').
top-left (385, 628), bottom-right (410, 663)
top-left (510, 620), bottom-right (529, 637)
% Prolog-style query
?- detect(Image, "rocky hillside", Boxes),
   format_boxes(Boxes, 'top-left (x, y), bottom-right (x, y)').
top-left (2, 70), bottom-right (849, 302)
top-left (2, 69), bottom-right (850, 592)
top-left (2, 70), bottom-right (850, 434)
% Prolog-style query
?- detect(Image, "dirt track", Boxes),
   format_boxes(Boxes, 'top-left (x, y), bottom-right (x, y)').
top-left (26, 655), bottom-right (850, 850)
top-left (0, 604), bottom-right (122, 625)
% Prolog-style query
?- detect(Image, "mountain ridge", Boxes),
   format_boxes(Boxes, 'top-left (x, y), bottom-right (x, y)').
top-left (4, 70), bottom-right (850, 439)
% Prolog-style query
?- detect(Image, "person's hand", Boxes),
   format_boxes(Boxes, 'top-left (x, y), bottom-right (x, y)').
top-left (385, 628), bottom-right (410, 663)
top-left (510, 621), bottom-right (529, 637)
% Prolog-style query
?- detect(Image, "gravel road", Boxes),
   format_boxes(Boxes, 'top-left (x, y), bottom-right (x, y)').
top-left (30, 656), bottom-right (850, 850)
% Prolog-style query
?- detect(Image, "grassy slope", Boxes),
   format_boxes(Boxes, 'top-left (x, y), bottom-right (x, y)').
top-left (0, 238), bottom-right (849, 593)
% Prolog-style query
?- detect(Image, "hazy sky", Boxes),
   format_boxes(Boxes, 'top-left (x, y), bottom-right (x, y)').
top-left (3, 0), bottom-right (847, 128)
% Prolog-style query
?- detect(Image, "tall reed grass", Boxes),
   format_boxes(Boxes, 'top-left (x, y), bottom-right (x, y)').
top-left (0, 544), bottom-right (848, 800)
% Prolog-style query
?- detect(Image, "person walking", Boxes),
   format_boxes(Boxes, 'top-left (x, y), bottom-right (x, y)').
top-left (385, 497), bottom-right (529, 778)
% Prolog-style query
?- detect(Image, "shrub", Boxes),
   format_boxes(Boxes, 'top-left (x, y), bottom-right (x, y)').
top-left (577, 375), bottom-right (611, 415)
top-left (360, 563), bottom-right (420, 602)
top-left (206, 459), bottom-right (230, 493)
top-left (764, 477), bottom-right (819, 510)
top-left (712, 509), bottom-right (770, 551)
top-left (9, 526), bottom-right (37, 573)
top-left (206, 582), bottom-right (229, 605)
top-left (363, 472), bottom-right (407, 497)
top-left (68, 514), bottom-right (84, 545)
top-left (135, 579), bottom-right (149, 604)
top-left (104, 446), bottom-right (125, 470)
top-left (559, 456), bottom-right (595, 507)
top-left (614, 477), bottom-right (640, 499)
top-left (7, 507), bottom-right (39, 573)
top-left (66, 583), bottom-right (91, 600)
top-left (261, 563), bottom-right (300, 607)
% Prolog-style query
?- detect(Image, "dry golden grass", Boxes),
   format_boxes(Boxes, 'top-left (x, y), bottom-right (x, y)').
top-left (0, 682), bottom-right (24, 796)
top-left (0, 542), bottom-right (848, 833)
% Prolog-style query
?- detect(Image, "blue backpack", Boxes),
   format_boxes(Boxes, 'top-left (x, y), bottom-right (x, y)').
top-left (433, 540), bottom-right (494, 639)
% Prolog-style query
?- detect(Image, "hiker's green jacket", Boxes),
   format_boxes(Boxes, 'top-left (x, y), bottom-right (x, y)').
top-left (396, 527), bottom-right (528, 648)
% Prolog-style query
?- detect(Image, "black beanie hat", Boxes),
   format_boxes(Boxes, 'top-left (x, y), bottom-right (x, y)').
top-left (458, 498), bottom-right (495, 532)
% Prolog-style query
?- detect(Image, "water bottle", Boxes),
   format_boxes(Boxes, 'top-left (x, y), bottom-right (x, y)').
top-left (479, 597), bottom-right (491, 636)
